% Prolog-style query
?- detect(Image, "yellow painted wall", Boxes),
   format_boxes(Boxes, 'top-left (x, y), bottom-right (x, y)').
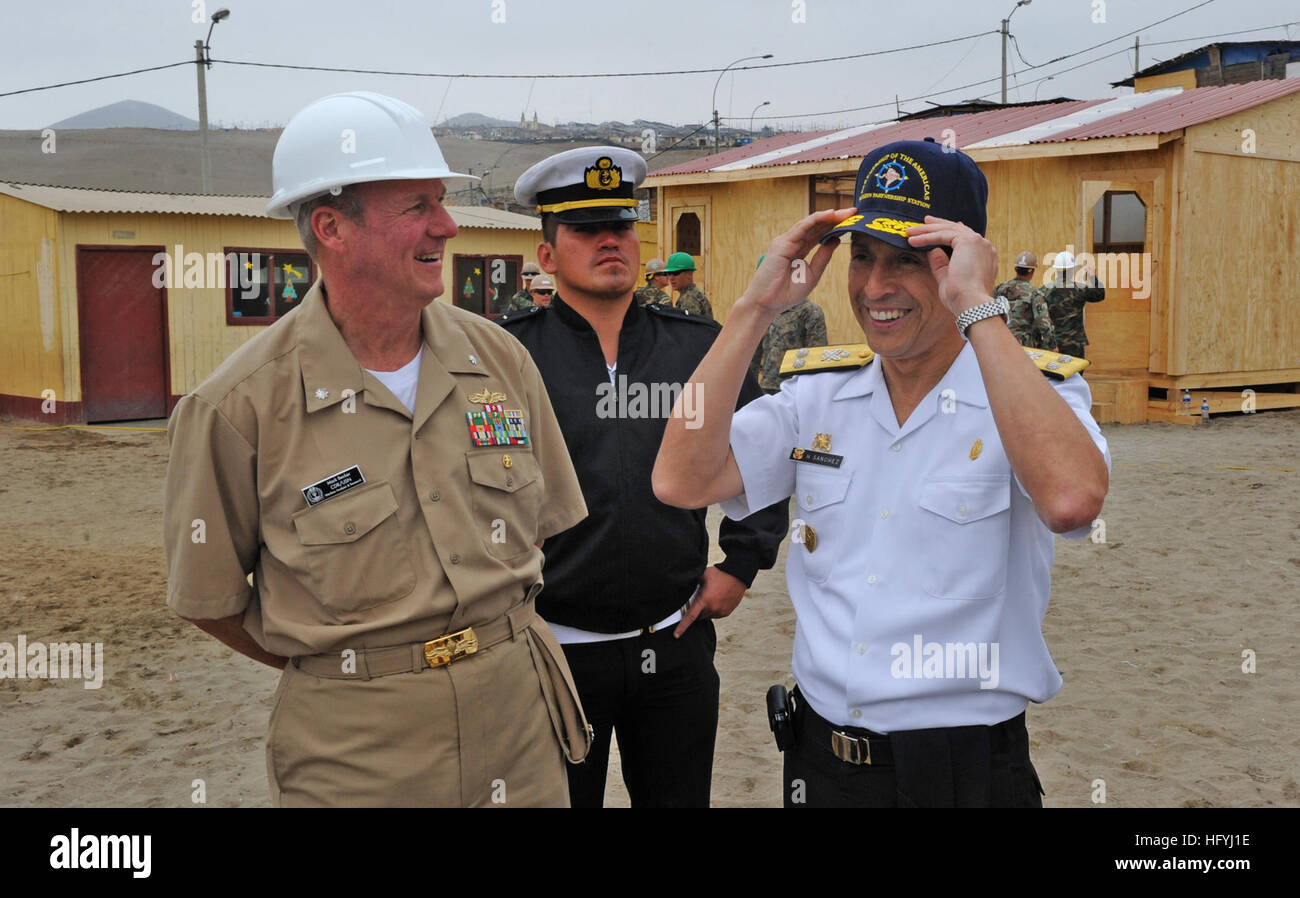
top-left (0, 195), bottom-right (64, 401)
top-left (53, 212), bottom-right (541, 398)
top-left (981, 146), bottom-right (1176, 377)
top-left (1134, 69), bottom-right (1197, 93)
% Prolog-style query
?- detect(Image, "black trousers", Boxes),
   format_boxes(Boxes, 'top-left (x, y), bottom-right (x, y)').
top-left (560, 620), bottom-right (718, 808)
top-left (784, 690), bottom-right (1045, 808)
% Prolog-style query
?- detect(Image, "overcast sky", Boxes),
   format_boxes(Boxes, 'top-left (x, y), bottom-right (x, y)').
top-left (2, 0), bottom-right (1297, 132)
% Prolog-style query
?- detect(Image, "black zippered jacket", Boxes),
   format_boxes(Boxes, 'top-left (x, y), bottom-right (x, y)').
top-left (499, 295), bottom-right (788, 632)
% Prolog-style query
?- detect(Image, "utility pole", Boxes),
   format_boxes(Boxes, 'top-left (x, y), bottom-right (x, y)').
top-left (194, 8), bottom-right (230, 194)
top-left (1000, 18), bottom-right (1009, 104)
top-left (1001, 0), bottom-right (1031, 104)
top-left (1134, 36), bottom-right (1141, 77)
top-left (195, 39), bottom-right (211, 194)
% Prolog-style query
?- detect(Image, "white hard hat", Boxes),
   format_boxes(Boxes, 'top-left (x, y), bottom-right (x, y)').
top-left (1052, 250), bottom-right (1076, 269)
top-left (266, 91), bottom-right (477, 219)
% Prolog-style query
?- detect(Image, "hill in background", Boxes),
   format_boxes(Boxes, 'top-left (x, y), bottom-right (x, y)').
top-left (48, 100), bottom-right (199, 131)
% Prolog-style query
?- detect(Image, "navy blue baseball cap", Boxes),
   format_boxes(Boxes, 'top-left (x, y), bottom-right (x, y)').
top-left (822, 138), bottom-right (988, 250)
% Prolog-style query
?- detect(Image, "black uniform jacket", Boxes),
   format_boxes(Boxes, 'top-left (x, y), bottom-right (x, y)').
top-left (499, 295), bottom-right (788, 633)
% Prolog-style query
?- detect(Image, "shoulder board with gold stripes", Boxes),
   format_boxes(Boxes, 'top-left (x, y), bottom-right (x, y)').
top-left (1024, 347), bottom-right (1090, 379)
top-left (780, 344), bottom-right (875, 376)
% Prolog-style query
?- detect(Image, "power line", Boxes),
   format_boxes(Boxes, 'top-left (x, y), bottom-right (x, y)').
top-left (208, 32), bottom-right (996, 79)
top-left (0, 29), bottom-right (995, 100)
top-left (1139, 20), bottom-right (1300, 47)
top-left (0, 61), bottom-right (192, 99)
top-left (744, 0), bottom-right (1221, 121)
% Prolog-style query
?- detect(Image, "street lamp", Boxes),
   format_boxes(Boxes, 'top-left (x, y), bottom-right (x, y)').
top-left (713, 54), bottom-right (772, 153)
top-left (1001, 0), bottom-right (1031, 104)
top-left (195, 7), bottom-right (231, 194)
top-left (1033, 75), bottom-right (1054, 103)
top-left (748, 100), bottom-right (771, 136)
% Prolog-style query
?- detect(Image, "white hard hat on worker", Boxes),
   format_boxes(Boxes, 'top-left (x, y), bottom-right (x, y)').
top-left (266, 91), bottom-right (477, 219)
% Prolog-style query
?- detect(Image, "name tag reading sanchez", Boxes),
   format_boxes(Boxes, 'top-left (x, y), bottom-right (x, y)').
top-left (301, 465), bottom-right (366, 507)
top-left (790, 448), bottom-right (844, 469)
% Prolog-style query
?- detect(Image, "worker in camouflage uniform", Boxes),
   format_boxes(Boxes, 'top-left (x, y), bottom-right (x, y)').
top-left (507, 261), bottom-right (543, 311)
top-left (756, 298), bottom-right (828, 393)
top-left (1041, 250), bottom-right (1105, 360)
top-left (995, 250), bottom-right (1056, 350)
top-left (664, 252), bottom-right (713, 320)
top-left (633, 257), bottom-right (671, 306)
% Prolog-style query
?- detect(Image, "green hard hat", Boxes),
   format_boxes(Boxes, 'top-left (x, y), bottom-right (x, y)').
top-left (663, 252), bottom-right (696, 273)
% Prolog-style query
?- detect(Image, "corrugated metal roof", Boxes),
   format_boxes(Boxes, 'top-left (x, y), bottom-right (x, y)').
top-left (967, 89), bottom-right (1181, 148)
top-left (770, 101), bottom-right (1104, 167)
top-left (648, 101), bottom-right (1103, 176)
top-left (647, 82), bottom-right (1300, 178)
top-left (0, 182), bottom-right (541, 229)
top-left (1039, 80), bottom-right (1300, 142)
top-left (651, 129), bottom-right (832, 176)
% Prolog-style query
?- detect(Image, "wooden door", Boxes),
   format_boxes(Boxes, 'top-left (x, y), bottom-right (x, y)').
top-left (76, 247), bottom-right (169, 422)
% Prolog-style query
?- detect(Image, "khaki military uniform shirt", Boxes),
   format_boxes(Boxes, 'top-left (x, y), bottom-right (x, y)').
top-left (165, 280), bottom-right (587, 659)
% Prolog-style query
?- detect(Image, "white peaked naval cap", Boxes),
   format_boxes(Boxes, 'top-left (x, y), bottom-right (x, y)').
top-left (266, 91), bottom-right (477, 219)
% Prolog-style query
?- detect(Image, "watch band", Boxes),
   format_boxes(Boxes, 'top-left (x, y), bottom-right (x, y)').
top-left (955, 296), bottom-right (1010, 339)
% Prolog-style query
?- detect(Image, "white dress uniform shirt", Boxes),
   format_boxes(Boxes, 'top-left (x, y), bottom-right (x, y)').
top-left (721, 342), bottom-right (1111, 734)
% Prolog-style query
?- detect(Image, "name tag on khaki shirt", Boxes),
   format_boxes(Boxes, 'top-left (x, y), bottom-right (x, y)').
top-left (301, 465), bottom-right (366, 506)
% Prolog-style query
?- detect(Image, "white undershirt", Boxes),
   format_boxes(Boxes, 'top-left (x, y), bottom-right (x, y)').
top-left (365, 350), bottom-right (422, 415)
top-left (545, 360), bottom-right (695, 644)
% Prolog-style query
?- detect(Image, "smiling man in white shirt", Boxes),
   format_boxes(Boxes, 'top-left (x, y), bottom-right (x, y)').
top-left (653, 139), bottom-right (1110, 808)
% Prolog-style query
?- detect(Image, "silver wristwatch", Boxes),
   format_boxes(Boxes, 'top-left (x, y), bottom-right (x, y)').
top-left (955, 296), bottom-right (1010, 339)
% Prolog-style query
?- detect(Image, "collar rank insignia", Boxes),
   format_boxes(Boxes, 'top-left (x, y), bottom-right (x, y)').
top-left (466, 403), bottom-right (530, 447)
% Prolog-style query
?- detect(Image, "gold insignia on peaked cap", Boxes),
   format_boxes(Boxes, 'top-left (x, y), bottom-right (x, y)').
top-left (970, 439), bottom-right (983, 461)
top-left (515, 146), bottom-right (646, 220)
top-left (584, 156), bottom-right (622, 191)
top-left (780, 344), bottom-right (875, 376)
top-left (468, 388), bottom-right (507, 404)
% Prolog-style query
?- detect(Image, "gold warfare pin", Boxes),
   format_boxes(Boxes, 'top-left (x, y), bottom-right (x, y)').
top-left (467, 388), bottom-right (507, 404)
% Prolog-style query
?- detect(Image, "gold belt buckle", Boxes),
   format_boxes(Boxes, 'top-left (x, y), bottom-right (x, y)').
top-left (831, 730), bottom-right (871, 765)
top-left (424, 627), bottom-right (479, 668)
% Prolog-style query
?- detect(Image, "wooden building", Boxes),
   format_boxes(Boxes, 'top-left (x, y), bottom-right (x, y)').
top-left (0, 183), bottom-right (542, 423)
top-left (646, 81), bottom-right (1300, 424)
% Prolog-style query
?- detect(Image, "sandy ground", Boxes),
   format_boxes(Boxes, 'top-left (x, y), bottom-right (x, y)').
top-left (1, 409), bottom-right (1297, 808)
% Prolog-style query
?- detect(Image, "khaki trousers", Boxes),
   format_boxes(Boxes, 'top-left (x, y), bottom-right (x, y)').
top-left (267, 628), bottom-right (569, 807)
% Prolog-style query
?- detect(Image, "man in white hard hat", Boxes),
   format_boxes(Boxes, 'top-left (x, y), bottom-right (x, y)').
top-left (1041, 250), bottom-right (1105, 361)
top-left (163, 91), bottom-right (592, 807)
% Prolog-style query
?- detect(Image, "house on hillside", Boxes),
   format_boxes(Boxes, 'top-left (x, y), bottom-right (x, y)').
top-left (0, 184), bottom-right (541, 423)
top-left (645, 81), bottom-right (1300, 424)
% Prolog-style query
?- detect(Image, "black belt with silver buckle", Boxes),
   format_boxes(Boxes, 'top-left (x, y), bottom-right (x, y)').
top-left (794, 688), bottom-right (895, 766)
